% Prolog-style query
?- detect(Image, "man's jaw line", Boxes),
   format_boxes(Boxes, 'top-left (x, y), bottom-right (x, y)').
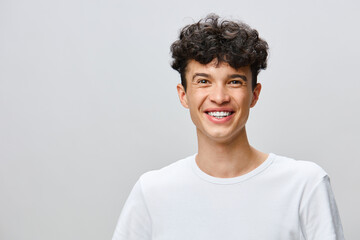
top-left (196, 124), bottom-right (249, 148)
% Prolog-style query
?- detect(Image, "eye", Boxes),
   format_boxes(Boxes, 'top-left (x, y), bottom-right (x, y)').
top-left (229, 80), bottom-right (243, 85)
top-left (198, 79), bottom-right (210, 84)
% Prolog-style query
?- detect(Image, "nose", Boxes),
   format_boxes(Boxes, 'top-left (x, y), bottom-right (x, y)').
top-left (209, 85), bottom-right (230, 105)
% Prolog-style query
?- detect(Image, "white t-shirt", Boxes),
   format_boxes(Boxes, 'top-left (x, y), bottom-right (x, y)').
top-left (112, 153), bottom-right (344, 240)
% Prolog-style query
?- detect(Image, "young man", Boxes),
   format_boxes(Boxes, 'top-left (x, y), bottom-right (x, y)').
top-left (112, 14), bottom-right (344, 239)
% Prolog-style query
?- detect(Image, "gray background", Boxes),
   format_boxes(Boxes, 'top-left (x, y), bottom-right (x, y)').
top-left (0, 0), bottom-right (358, 239)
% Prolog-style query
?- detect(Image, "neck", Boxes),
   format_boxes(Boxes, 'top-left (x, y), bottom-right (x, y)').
top-left (196, 127), bottom-right (268, 178)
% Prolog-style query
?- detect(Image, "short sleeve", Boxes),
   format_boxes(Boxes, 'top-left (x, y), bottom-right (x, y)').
top-left (112, 178), bottom-right (152, 240)
top-left (300, 175), bottom-right (345, 240)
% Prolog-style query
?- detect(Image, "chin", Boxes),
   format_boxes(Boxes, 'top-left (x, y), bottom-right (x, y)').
top-left (207, 132), bottom-right (235, 143)
top-left (205, 126), bottom-right (246, 143)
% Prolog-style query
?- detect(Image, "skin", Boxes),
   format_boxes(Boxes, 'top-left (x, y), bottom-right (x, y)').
top-left (177, 59), bottom-right (269, 178)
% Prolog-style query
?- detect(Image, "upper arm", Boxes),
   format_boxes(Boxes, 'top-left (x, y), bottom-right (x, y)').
top-left (299, 175), bottom-right (345, 240)
top-left (112, 179), bottom-right (152, 240)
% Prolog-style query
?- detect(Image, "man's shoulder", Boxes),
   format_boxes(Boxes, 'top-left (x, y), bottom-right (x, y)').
top-left (271, 153), bottom-right (328, 182)
top-left (138, 154), bottom-right (194, 188)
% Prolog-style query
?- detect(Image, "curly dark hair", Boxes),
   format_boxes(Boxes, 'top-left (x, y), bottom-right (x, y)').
top-left (170, 14), bottom-right (269, 91)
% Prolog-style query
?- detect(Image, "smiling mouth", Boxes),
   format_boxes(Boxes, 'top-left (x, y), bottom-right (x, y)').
top-left (205, 111), bottom-right (234, 119)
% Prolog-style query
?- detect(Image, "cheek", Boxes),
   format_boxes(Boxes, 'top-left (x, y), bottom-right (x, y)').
top-left (187, 93), bottom-right (207, 121)
top-left (233, 92), bottom-right (251, 106)
top-left (188, 91), bottom-right (207, 107)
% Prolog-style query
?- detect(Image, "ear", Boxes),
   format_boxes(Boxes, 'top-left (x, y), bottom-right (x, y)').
top-left (177, 83), bottom-right (189, 109)
top-left (250, 83), bottom-right (262, 108)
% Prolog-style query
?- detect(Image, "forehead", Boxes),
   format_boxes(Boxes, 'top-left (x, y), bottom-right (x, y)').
top-left (185, 59), bottom-right (251, 77)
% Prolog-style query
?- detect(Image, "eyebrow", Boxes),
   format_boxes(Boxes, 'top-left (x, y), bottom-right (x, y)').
top-left (229, 74), bottom-right (247, 81)
top-left (192, 73), bottom-right (210, 81)
top-left (192, 73), bottom-right (247, 82)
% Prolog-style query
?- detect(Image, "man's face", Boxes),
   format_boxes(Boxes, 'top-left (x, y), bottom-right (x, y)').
top-left (177, 59), bottom-right (261, 144)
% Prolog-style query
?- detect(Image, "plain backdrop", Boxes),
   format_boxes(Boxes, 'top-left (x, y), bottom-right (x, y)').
top-left (0, 0), bottom-right (359, 239)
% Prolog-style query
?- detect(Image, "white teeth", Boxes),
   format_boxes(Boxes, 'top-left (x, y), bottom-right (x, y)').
top-left (207, 111), bottom-right (232, 118)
